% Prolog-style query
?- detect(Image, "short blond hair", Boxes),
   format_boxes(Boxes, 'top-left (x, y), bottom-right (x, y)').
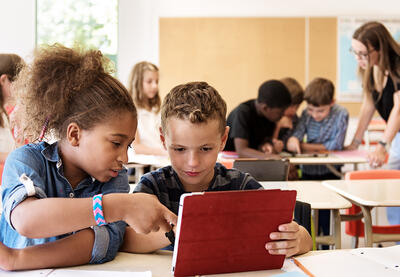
top-left (161, 82), bottom-right (227, 134)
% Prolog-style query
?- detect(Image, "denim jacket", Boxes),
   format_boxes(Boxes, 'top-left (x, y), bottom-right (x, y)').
top-left (0, 142), bottom-right (129, 264)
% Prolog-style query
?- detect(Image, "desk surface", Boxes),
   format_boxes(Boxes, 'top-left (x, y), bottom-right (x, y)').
top-left (323, 179), bottom-right (400, 207)
top-left (288, 151), bottom-right (368, 165)
top-left (261, 181), bottom-right (352, 210)
top-left (53, 250), bottom-right (322, 277)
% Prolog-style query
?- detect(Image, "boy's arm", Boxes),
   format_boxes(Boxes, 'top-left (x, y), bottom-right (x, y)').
top-left (234, 138), bottom-right (280, 159)
top-left (1, 228), bottom-right (94, 271)
top-left (265, 222), bottom-right (312, 257)
top-left (120, 226), bottom-right (172, 254)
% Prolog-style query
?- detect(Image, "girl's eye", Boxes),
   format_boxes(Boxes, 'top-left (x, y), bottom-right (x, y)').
top-left (112, 141), bottom-right (121, 147)
top-left (174, 147), bottom-right (185, 152)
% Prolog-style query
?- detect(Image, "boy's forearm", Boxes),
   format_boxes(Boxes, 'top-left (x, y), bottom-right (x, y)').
top-left (9, 229), bottom-right (94, 270)
top-left (120, 227), bottom-right (171, 253)
top-left (300, 143), bottom-right (326, 153)
top-left (11, 194), bottom-right (129, 238)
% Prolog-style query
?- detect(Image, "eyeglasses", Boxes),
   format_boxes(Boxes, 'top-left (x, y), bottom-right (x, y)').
top-left (349, 48), bottom-right (375, 60)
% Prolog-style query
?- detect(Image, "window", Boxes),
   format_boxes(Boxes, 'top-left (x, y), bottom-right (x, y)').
top-left (36, 0), bottom-right (118, 69)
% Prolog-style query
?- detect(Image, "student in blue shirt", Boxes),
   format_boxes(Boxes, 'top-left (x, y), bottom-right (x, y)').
top-left (286, 77), bottom-right (349, 242)
top-left (0, 44), bottom-right (176, 270)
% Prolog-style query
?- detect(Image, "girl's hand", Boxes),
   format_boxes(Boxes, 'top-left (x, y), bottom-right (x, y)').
top-left (123, 193), bottom-right (177, 234)
top-left (265, 221), bottom-right (301, 257)
top-left (368, 145), bottom-right (387, 168)
top-left (287, 137), bottom-right (301, 154)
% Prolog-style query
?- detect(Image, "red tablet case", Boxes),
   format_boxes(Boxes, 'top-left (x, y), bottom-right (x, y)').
top-left (172, 189), bottom-right (297, 277)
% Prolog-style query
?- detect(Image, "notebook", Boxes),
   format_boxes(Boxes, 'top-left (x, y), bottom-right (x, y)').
top-left (171, 189), bottom-right (297, 277)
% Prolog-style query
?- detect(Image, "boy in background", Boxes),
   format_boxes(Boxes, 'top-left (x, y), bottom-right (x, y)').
top-left (125, 81), bottom-right (312, 257)
top-left (286, 77), bottom-right (349, 241)
top-left (224, 80), bottom-right (291, 158)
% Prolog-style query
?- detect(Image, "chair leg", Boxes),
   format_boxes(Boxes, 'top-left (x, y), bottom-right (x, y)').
top-left (351, 236), bottom-right (359, 248)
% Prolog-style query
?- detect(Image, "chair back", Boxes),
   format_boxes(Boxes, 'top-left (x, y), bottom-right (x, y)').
top-left (345, 169), bottom-right (400, 180)
top-left (233, 158), bottom-right (290, 181)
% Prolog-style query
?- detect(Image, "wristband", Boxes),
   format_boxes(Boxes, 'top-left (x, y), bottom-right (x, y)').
top-left (378, 140), bottom-right (388, 151)
top-left (93, 194), bottom-right (107, 226)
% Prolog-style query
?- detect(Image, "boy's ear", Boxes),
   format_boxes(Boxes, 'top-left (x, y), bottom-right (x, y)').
top-left (159, 127), bottom-right (167, 150)
top-left (0, 74), bottom-right (9, 86)
top-left (66, 122), bottom-right (82, 147)
top-left (219, 126), bottom-right (230, 151)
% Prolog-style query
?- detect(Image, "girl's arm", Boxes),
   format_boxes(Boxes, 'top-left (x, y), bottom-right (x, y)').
top-left (132, 130), bottom-right (167, 156)
top-left (11, 193), bottom-right (176, 239)
top-left (346, 93), bottom-right (376, 149)
top-left (369, 90), bottom-right (400, 167)
top-left (0, 152), bottom-right (8, 163)
top-left (120, 226), bottom-right (172, 254)
top-left (0, 228), bottom-right (94, 271)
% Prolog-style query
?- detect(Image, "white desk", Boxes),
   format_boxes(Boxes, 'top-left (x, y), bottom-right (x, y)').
top-left (261, 181), bottom-right (352, 249)
top-left (289, 150), bottom-right (368, 177)
top-left (39, 250), bottom-right (324, 277)
top-left (323, 179), bottom-right (400, 246)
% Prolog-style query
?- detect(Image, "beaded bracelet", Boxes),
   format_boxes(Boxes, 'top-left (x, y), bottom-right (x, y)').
top-left (93, 194), bottom-right (107, 226)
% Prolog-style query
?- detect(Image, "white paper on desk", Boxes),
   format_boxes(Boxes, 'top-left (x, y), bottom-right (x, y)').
top-left (295, 251), bottom-right (399, 277)
top-left (350, 245), bottom-right (400, 271)
top-left (0, 269), bottom-right (53, 276)
top-left (48, 269), bottom-right (151, 277)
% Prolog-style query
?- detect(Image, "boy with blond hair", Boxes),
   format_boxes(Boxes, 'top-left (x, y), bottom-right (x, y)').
top-left (124, 81), bottom-right (312, 257)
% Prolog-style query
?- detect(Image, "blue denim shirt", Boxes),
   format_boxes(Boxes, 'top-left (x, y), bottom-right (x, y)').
top-left (0, 142), bottom-right (129, 264)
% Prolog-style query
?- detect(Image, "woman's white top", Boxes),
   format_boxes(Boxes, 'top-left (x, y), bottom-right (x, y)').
top-left (0, 114), bottom-right (15, 153)
top-left (136, 107), bottom-right (163, 149)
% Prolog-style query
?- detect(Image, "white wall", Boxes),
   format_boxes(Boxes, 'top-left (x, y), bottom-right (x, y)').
top-left (2, 0), bottom-right (400, 86)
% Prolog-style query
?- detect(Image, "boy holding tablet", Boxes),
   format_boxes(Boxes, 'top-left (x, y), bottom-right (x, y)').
top-left (124, 81), bottom-right (312, 256)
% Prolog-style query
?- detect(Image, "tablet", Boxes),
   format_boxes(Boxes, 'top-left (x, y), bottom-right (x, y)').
top-left (171, 189), bottom-right (297, 277)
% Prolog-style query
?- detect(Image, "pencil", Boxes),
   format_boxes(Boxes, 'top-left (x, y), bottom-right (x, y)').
top-left (293, 258), bottom-right (315, 277)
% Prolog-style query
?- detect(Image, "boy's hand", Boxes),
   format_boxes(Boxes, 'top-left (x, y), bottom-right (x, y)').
top-left (265, 221), bottom-right (301, 257)
top-left (124, 193), bottom-right (177, 234)
top-left (278, 116), bottom-right (293, 129)
top-left (272, 138), bottom-right (284, 153)
top-left (0, 242), bottom-right (16, 271)
top-left (260, 142), bottom-right (274, 154)
top-left (287, 137), bottom-right (301, 154)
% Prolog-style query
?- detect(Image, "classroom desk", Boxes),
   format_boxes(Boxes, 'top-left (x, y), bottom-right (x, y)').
top-left (323, 179), bottom-right (400, 247)
top-left (261, 181), bottom-right (352, 249)
top-left (288, 150), bottom-right (368, 177)
top-left (37, 250), bottom-right (325, 277)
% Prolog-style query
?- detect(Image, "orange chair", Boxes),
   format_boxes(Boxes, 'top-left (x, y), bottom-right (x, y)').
top-left (345, 170), bottom-right (400, 247)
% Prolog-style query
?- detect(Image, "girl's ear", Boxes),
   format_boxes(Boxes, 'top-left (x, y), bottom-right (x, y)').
top-left (66, 122), bottom-right (82, 146)
top-left (159, 127), bottom-right (167, 150)
top-left (219, 126), bottom-right (230, 151)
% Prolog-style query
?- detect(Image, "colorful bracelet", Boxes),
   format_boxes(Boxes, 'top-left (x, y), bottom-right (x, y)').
top-left (93, 194), bottom-right (107, 226)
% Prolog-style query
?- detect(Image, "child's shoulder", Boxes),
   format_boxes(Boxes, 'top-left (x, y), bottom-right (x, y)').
top-left (331, 103), bottom-right (349, 116)
top-left (214, 163), bottom-right (262, 190)
top-left (8, 142), bottom-right (50, 161)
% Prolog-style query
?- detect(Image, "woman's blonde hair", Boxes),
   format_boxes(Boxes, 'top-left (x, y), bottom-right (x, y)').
top-left (127, 61), bottom-right (160, 112)
top-left (353, 21), bottom-right (400, 94)
top-left (13, 44), bottom-right (136, 141)
top-left (0, 54), bottom-right (24, 127)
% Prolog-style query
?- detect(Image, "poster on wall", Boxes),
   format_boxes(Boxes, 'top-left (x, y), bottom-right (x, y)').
top-left (338, 17), bottom-right (400, 102)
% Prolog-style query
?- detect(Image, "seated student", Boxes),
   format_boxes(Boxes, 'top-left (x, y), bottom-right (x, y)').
top-left (273, 77), bottom-right (304, 148)
top-left (224, 80), bottom-right (292, 158)
top-left (0, 45), bottom-right (176, 271)
top-left (122, 81), bottom-right (312, 257)
top-left (286, 77), bottom-right (349, 241)
top-left (128, 61), bottom-right (167, 156)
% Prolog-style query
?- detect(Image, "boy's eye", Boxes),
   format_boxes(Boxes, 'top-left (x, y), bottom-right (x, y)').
top-left (174, 147), bottom-right (185, 152)
top-left (112, 141), bottom-right (121, 147)
top-left (201, 147), bottom-right (213, 152)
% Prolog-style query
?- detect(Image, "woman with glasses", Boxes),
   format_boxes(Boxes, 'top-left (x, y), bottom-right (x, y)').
top-left (346, 21), bottom-right (400, 228)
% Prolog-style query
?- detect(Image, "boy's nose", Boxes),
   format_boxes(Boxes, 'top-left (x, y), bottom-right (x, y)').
top-left (187, 152), bottom-right (199, 167)
top-left (118, 150), bottom-right (129, 164)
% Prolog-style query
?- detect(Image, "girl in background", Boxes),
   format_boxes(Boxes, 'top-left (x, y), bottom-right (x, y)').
top-left (0, 44), bottom-right (176, 270)
top-left (346, 21), bottom-right (400, 227)
top-left (128, 61), bottom-right (167, 156)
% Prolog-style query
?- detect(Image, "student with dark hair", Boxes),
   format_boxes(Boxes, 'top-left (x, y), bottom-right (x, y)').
top-left (224, 80), bottom-right (291, 158)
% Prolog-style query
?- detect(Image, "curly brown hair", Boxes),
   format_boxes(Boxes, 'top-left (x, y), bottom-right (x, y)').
top-left (161, 81), bottom-right (227, 135)
top-left (13, 44), bottom-right (136, 141)
top-left (127, 61), bottom-right (161, 112)
top-left (0, 53), bottom-right (24, 128)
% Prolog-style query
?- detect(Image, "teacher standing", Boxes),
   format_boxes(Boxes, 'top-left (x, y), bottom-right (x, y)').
top-left (346, 21), bottom-right (400, 227)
